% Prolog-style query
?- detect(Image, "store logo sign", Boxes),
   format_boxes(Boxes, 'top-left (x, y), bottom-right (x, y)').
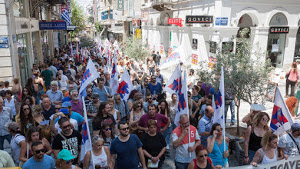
top-left (186, 15), bottom-right (213, 24)
top-left (270, 27), bottom-right (289, 34)
top-left (168, 18), bottom-right (183, 27)
top-left (21, 22), bottom-right (28, 29)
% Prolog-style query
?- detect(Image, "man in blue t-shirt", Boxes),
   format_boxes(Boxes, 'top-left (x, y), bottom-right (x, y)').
top-left (110, 121), bottom-right (147, 169)
top-left (147, 75), bottom-right (162, 100)
top-left (22, 141), bottom-right (55, 169)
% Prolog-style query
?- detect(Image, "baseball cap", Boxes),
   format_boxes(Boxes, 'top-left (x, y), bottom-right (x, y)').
top-left (8, 122), bottom-right (19, 131)
top-left (59, 108), bottom-right (69, 115)
top-left (61, 101), bottom-right (72, 108)
top-left (57, 149), bottom-right (75, 161)
top-left (291, 123), bottom-right (300, 132)
top-left (91, 93), bottom-right (99, 98)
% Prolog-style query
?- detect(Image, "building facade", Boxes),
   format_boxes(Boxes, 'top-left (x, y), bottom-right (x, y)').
top-left (141, 0), bottom-right (300, 70)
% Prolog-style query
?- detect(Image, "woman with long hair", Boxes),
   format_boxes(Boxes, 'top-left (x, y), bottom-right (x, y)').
top-left (251, 131), bottom-right (288, 167)
top-left (99, 123), bottom-right (115, 148)
top-left (92, 102), bottom-right (116, 137)
top-left (17, 103), bottom-right (38, 135)
top-left (127, 89), bottom-right (138, 111)
top-left (83, 136), bottom-right (112, 169)
top-left (188, 145), bottom-right (217, 169)
top-left (19, 127), bottom-right (52, 164)
top-left (285, 62), bottom-right (299, 97)
top-left (21, 95), bottom-right (35, 107)
top-left (207, 123), bottom-right (229, 168)
top-left (158, 100), bottom-right (171, 149)
top-left (129, 101), bottom-right (144, 138)
top-left (244, 112), bottom-right (270, 164)
top-left (21, 87), bottom-right (35, 104)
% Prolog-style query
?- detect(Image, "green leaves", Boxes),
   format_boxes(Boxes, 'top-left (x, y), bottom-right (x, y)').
top-left (121, 38), bottom-right (150, 62)
top-left (70, 0), bottom-right (86, 38)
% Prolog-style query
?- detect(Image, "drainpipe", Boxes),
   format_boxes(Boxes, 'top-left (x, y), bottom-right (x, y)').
top-left (5, 0), bottom-right (17, 78)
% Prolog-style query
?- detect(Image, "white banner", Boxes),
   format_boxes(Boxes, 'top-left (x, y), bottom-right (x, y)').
top-left (227, 156), bottom-right (300, 169)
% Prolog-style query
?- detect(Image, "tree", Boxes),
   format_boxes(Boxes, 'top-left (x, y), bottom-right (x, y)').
top-left (121, 38), bottom-right (150, 61)
top-left (70, 0), bottom-right (86, 38)
top-left (95, 22), bottom-right (104, 33)
top-left (88, 16), bottom-right (94, 24)
top-left (198, 28), bottom-right (273, 134)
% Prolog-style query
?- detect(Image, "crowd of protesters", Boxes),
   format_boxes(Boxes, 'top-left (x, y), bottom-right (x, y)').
top-left (0, 42), bottom-right (299, 169)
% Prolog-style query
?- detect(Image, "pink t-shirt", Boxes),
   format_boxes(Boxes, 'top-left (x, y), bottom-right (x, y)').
top-left (286, 68), bottom-right (299, 82)
top-left (138, 113), bottom-right (169, 132)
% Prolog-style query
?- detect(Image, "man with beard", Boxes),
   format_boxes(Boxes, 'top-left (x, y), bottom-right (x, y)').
top-left (70, 90), bottom-right (83, 116)
top-left (147, 75), bottom-right (162, 100)
top-left (52, 117), bottom-right (82, 165)
top-left (110, 121), bottom-right (147, 169)
top-left (138, 104), bottom-right (170, 133)
top-left (22, 141), bottom-right (55, 169)
top-left (84, 87), bottom-right (93, 105)
top-left (135, 76), bottom-right (149, 100)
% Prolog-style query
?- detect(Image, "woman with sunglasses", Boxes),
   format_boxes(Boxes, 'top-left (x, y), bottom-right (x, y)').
top-left (207, 123), bottom-right (229, 168)
top-left (19, 127), bottom-right (52, 164)
top-left (244, 112), bottom-right (270, 164)
top-left (188, 145), bottom-right (217, 169)
top-left (56, 149), bottom-right (81, 169)
top-left (99, 123), bottom-right (116, 148)
top-left (83, 136), bottom-right (113, 169)
top-left (93, 102), bottom-right (116, 137)
top-left (17, 103), bottom-right (39, 135)
top-left (129, 101), bottom-right (144, 138)
top-left (251, 131), bottom-right (288, 167)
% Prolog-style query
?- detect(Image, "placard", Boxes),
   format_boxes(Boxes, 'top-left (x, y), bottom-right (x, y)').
top-left (192, 54), bottom-right (198, 65)
top-left (215, 17), bottom-right (228, 26)
top-left (118, 0), bottom-right (124, 10)
top-left (141, 12), bottom-right (149, 22)
top-left (192, 39), bottom-right (198, 50)
top-left (266, 81), bottom-right (277, 102)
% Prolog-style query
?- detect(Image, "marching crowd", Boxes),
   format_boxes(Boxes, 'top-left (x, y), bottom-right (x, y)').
top-left (0, 42), bottom-right (299, 169)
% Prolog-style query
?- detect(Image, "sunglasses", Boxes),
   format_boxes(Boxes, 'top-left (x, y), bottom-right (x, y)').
top-left (104, 127), bottom-right (112, 131)
top-left (35, 149), bottom-right (45, 154)
top-left (216, 129), bottom-right (223, 132)
top-left (137, 105), bottom-right (142, 108)
top-left (263, 118), bottom-right (269, 122)
top-left (55, 107), bottom-right (61, 110)
top-left (62, 124), bottom-right (72, 129)
top-left (120, 127), bottom-right (129, 131)
top-left (23, 108), bottom-right (29, 111)
top-left (198, 154), bottom-right (208, 158)
top-left (115, 98), bottom-right (121, 100)
top-left (66, 160), bottom-right (73, 164)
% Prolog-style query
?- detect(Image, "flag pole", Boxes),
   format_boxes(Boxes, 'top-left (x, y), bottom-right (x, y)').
top-left (221, 67), bottom-right (226, 167)
top-left (82, 96), bottom-right (95, 169)
top-left (183, 69), bottom-right (191, 157)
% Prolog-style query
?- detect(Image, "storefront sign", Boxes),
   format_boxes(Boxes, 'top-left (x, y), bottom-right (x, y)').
top-left (21, 22), bottom-right (28, 29)
top-left (118, 0), bottom-right (124, 10)
top-left (186, 15), bottom-right (213, 24)
top-left (192, 39), bottom-right (198, 50)
top-left (141, 12), bottom-right (149, 22)
top-left (101, 10), bottom-right (113, 20)
top-left (269, 27), bottom-right (289, 34)
top-left (0, 36), bottom-right (9, 48)
top-left (215, 17), bottom-right (228, 26)
top-left (39, 22), bottom-right (67, 30)
top-left (168, 18), bottom-right (183, 27)
top-left (115, 23), bottom-right (123, 27)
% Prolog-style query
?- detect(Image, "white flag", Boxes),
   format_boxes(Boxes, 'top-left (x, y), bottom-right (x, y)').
top-left (110, 56), bottom-right (119, 96)
top-left (212, 67), bottom-right (225, 128)
top-left (270, 87), bottom-right (294, 135)
top-left (117, 69), bottom-right (133, 101)
top-left (164, 64), bottom-right (181, 95)
top-left (79, 59), bottom-right (99, 94)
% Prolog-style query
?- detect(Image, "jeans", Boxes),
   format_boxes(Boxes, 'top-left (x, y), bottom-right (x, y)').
top-left (225, 100), bottom-right (236, 123)
top-left (0, 134), bottom-right (12, 150)
top-left (286, 79), bottom-right (297, 96)
top-left (163, 125), bottom-right (171, 146)
top-left (175, 161), bottom-right (189, 169)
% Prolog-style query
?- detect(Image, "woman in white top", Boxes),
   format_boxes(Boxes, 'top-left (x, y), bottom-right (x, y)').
top-left (83, 136), bottom-right (112, 169)
top-left (251, 131), bottom-right (288, 167)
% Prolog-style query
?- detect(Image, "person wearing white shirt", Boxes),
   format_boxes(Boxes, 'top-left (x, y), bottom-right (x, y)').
top-left (187, 69), bottom-right (196, 91)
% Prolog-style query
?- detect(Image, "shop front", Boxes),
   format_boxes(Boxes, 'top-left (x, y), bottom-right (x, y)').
top-left (267, 13), bottom-right (289, 68)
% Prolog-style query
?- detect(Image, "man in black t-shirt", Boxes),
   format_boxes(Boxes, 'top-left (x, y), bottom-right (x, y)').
top-left (52, 117), bottom-right (82, 165)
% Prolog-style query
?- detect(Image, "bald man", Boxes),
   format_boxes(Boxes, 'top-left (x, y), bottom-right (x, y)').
top-left (172, 114), bottom-right (201, 169)
top-left (198, 105), bottom-right (214, 147)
